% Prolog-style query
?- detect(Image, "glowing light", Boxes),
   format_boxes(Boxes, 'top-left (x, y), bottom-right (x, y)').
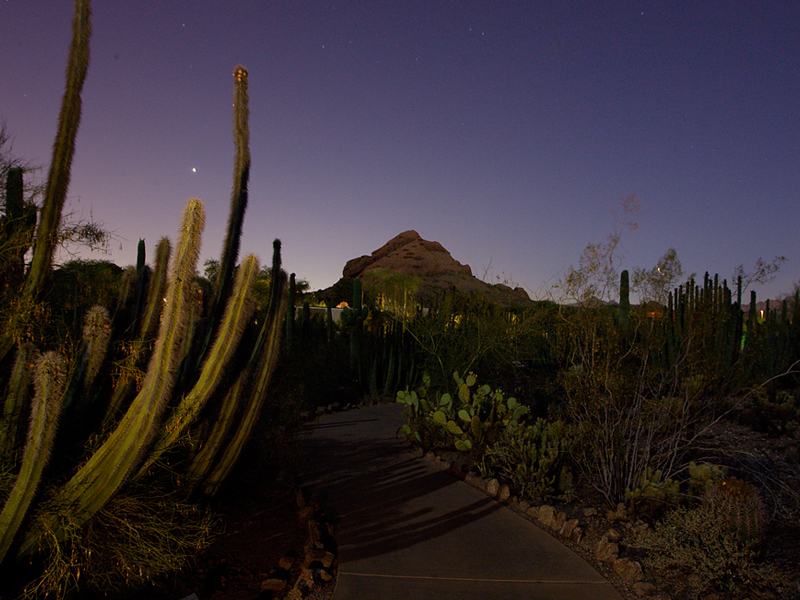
top-left (192, 167), bottom-right (196, 173)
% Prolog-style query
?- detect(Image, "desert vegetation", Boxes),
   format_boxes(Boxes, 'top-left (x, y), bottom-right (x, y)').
top-left (388, 265), bottom-right (799, 598)
top-left (2, 2), bottom-right (799, 600)
top-left (1, 2), bottom-right (292, 597)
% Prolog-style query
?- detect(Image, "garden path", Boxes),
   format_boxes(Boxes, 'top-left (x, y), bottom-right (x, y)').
top-left (300, 402), bottom-right (623, 600)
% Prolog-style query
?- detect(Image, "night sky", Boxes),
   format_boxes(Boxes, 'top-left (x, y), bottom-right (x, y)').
top-left (2, 1), bottom-right (799, 302)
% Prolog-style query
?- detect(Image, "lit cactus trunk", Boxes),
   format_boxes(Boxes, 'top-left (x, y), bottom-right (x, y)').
top-left (24, 0), bottom-right (92, 299)
top-left (139, 254), bottom-right (260, 476)
top-left (0, 352), bottom-right (66, 563)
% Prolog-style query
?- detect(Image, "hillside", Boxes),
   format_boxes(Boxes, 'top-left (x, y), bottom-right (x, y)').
top-left (319, 230), bottom-right (534, 306)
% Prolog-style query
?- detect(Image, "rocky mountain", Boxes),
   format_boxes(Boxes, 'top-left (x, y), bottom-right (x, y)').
top-left (326, 230), bottom-right (533, 306)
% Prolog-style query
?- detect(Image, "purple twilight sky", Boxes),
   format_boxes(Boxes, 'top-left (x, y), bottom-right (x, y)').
top-left (2, 1), bottom-right (799, 302)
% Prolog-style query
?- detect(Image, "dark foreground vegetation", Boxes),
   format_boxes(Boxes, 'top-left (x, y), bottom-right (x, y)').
top-left (1, 2), bottom-right (798, 599)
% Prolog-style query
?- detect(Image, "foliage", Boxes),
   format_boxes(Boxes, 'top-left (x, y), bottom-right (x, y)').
top-left (15, 486), bottom-right (214, 599)
top-left (631, 247), bottom-right (684, 305)
top-left (638, 490), bottom-right (789, 598)
top-left (556, 194), bottom-right (639, 305)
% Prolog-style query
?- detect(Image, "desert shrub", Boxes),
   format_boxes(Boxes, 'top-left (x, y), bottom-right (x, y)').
top-left (13, 486), bottom-right (214, 599)
top-left (638, 481), bottom-right (790, 598)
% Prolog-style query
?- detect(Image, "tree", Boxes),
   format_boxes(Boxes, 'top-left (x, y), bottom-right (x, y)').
top-left (733, 256), bottom-right (787, 294)
top-left (632, 248), bottom-right (685, 306)
top-left (557, 194), bottom-right (640, 305)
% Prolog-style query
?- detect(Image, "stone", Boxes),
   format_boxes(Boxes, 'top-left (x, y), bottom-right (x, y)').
top-left (318, 568), bottom-right (335, 582)
top-left (633, 581), bottom-right (658, 597)
top-left (560, 518), bottom-right (579, 538)
top-left (342, 230), bottom-right (472, 280)
top-left (517, 499), bottom-right (531, 512)
top-left (571, 526), bottom-right (584, 543)
top-left (497, 484), bottom-right (511, 502)
top-left (595, 537), bottom-right (619, 562)
top-left (261, 578), bottom-right (287, 592)
top-left (486, 478), bottom-right (500, 497)
top-left (297, 505), bottom-right (316, 525)
top-left (612, 557), bottom-right (644, 582)
top-left (605, 528), bottom-right (622, 543)
top-left (278, 557), bottom-right (294, 571)
top-left (464, 472), bottom-right (481, 487)
top-left (525, 505), bottom-right (540, 520)
top-left (537, 505), bottom-right (556, 528)
top-left (583, 507), bottom-right (598, 517)
top-left (554, 511), bottom-right (567, 530)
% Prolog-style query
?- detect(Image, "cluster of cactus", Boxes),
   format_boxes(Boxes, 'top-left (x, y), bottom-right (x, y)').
top-left (739, 388), bottom-right (799, 436)
top-left (485, 417), bottom-right (574, 498)
top-left (398, 371), bottom-right (530, 452)
top-left (0, 0), bottom-right (288, 586)
top-left (703, 477), bottom-right (767, 548)
top-left (625, 466), bottom-right (681, 509)
top-left (687, 461), bottom-right (728, 498)
top-left (340, 277), bottom-right (369, 384)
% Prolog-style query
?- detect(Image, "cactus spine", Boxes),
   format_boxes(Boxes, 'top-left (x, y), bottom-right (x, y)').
top-left (0, 352), bottom-right (66, 563)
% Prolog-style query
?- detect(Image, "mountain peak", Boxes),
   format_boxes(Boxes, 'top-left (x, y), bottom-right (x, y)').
top-left (342, 231), bottom-right (472, 279)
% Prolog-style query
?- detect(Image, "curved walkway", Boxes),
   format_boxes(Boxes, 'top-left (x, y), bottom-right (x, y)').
top-left (299, 402), bottom-right (622, 600)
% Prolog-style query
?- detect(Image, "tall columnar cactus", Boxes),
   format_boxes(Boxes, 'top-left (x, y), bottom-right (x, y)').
top-left (23, 0), bottom-right (91, 300)
top-left (286, 272), bottom-right (296, 346)
top-left (138, 254), bottom-right (260, 476)
top-left (61, 305), bottom-right (111, 413)
top-left (618, 269), bottom-right (630, 327)
top-left (0, 343), bottom-right (35, 459)
top-left (185, 66), bottom-right (251, 390)
top-left (341, 277), bottom-right (368, 386)
top-left (0, 352), bottom-right (66, 563)
top-left (0, 167), bottom-right (35, 288)
top-left (17, 198), bottom-right (205, 557)
top-left (186, 240), bottom-right (287, 497)
top-left (102, 239), bottom-right (172, 429)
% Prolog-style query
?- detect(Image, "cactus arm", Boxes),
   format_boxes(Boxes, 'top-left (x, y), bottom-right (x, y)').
top-left (138, 238), bottom-right (172, 340)
top-left (212, 66), bottom-right (250, 312)
top-left (101, 239), bottom-right (171, 429)
top-left (23, 0), bottom-right (92, 299)
top-left (0, 352), bottom-right (66, 563)
top-left (138, 254), bottom-right (259, 476)
top-left (17, 199), bottom-right (204, 558)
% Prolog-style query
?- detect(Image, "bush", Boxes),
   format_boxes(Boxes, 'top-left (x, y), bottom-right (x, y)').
top-left (638, 493), bottom-right (789, 598)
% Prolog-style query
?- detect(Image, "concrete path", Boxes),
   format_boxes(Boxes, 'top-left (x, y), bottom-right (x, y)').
top-left (299, 402), bottom-right (623, 600)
